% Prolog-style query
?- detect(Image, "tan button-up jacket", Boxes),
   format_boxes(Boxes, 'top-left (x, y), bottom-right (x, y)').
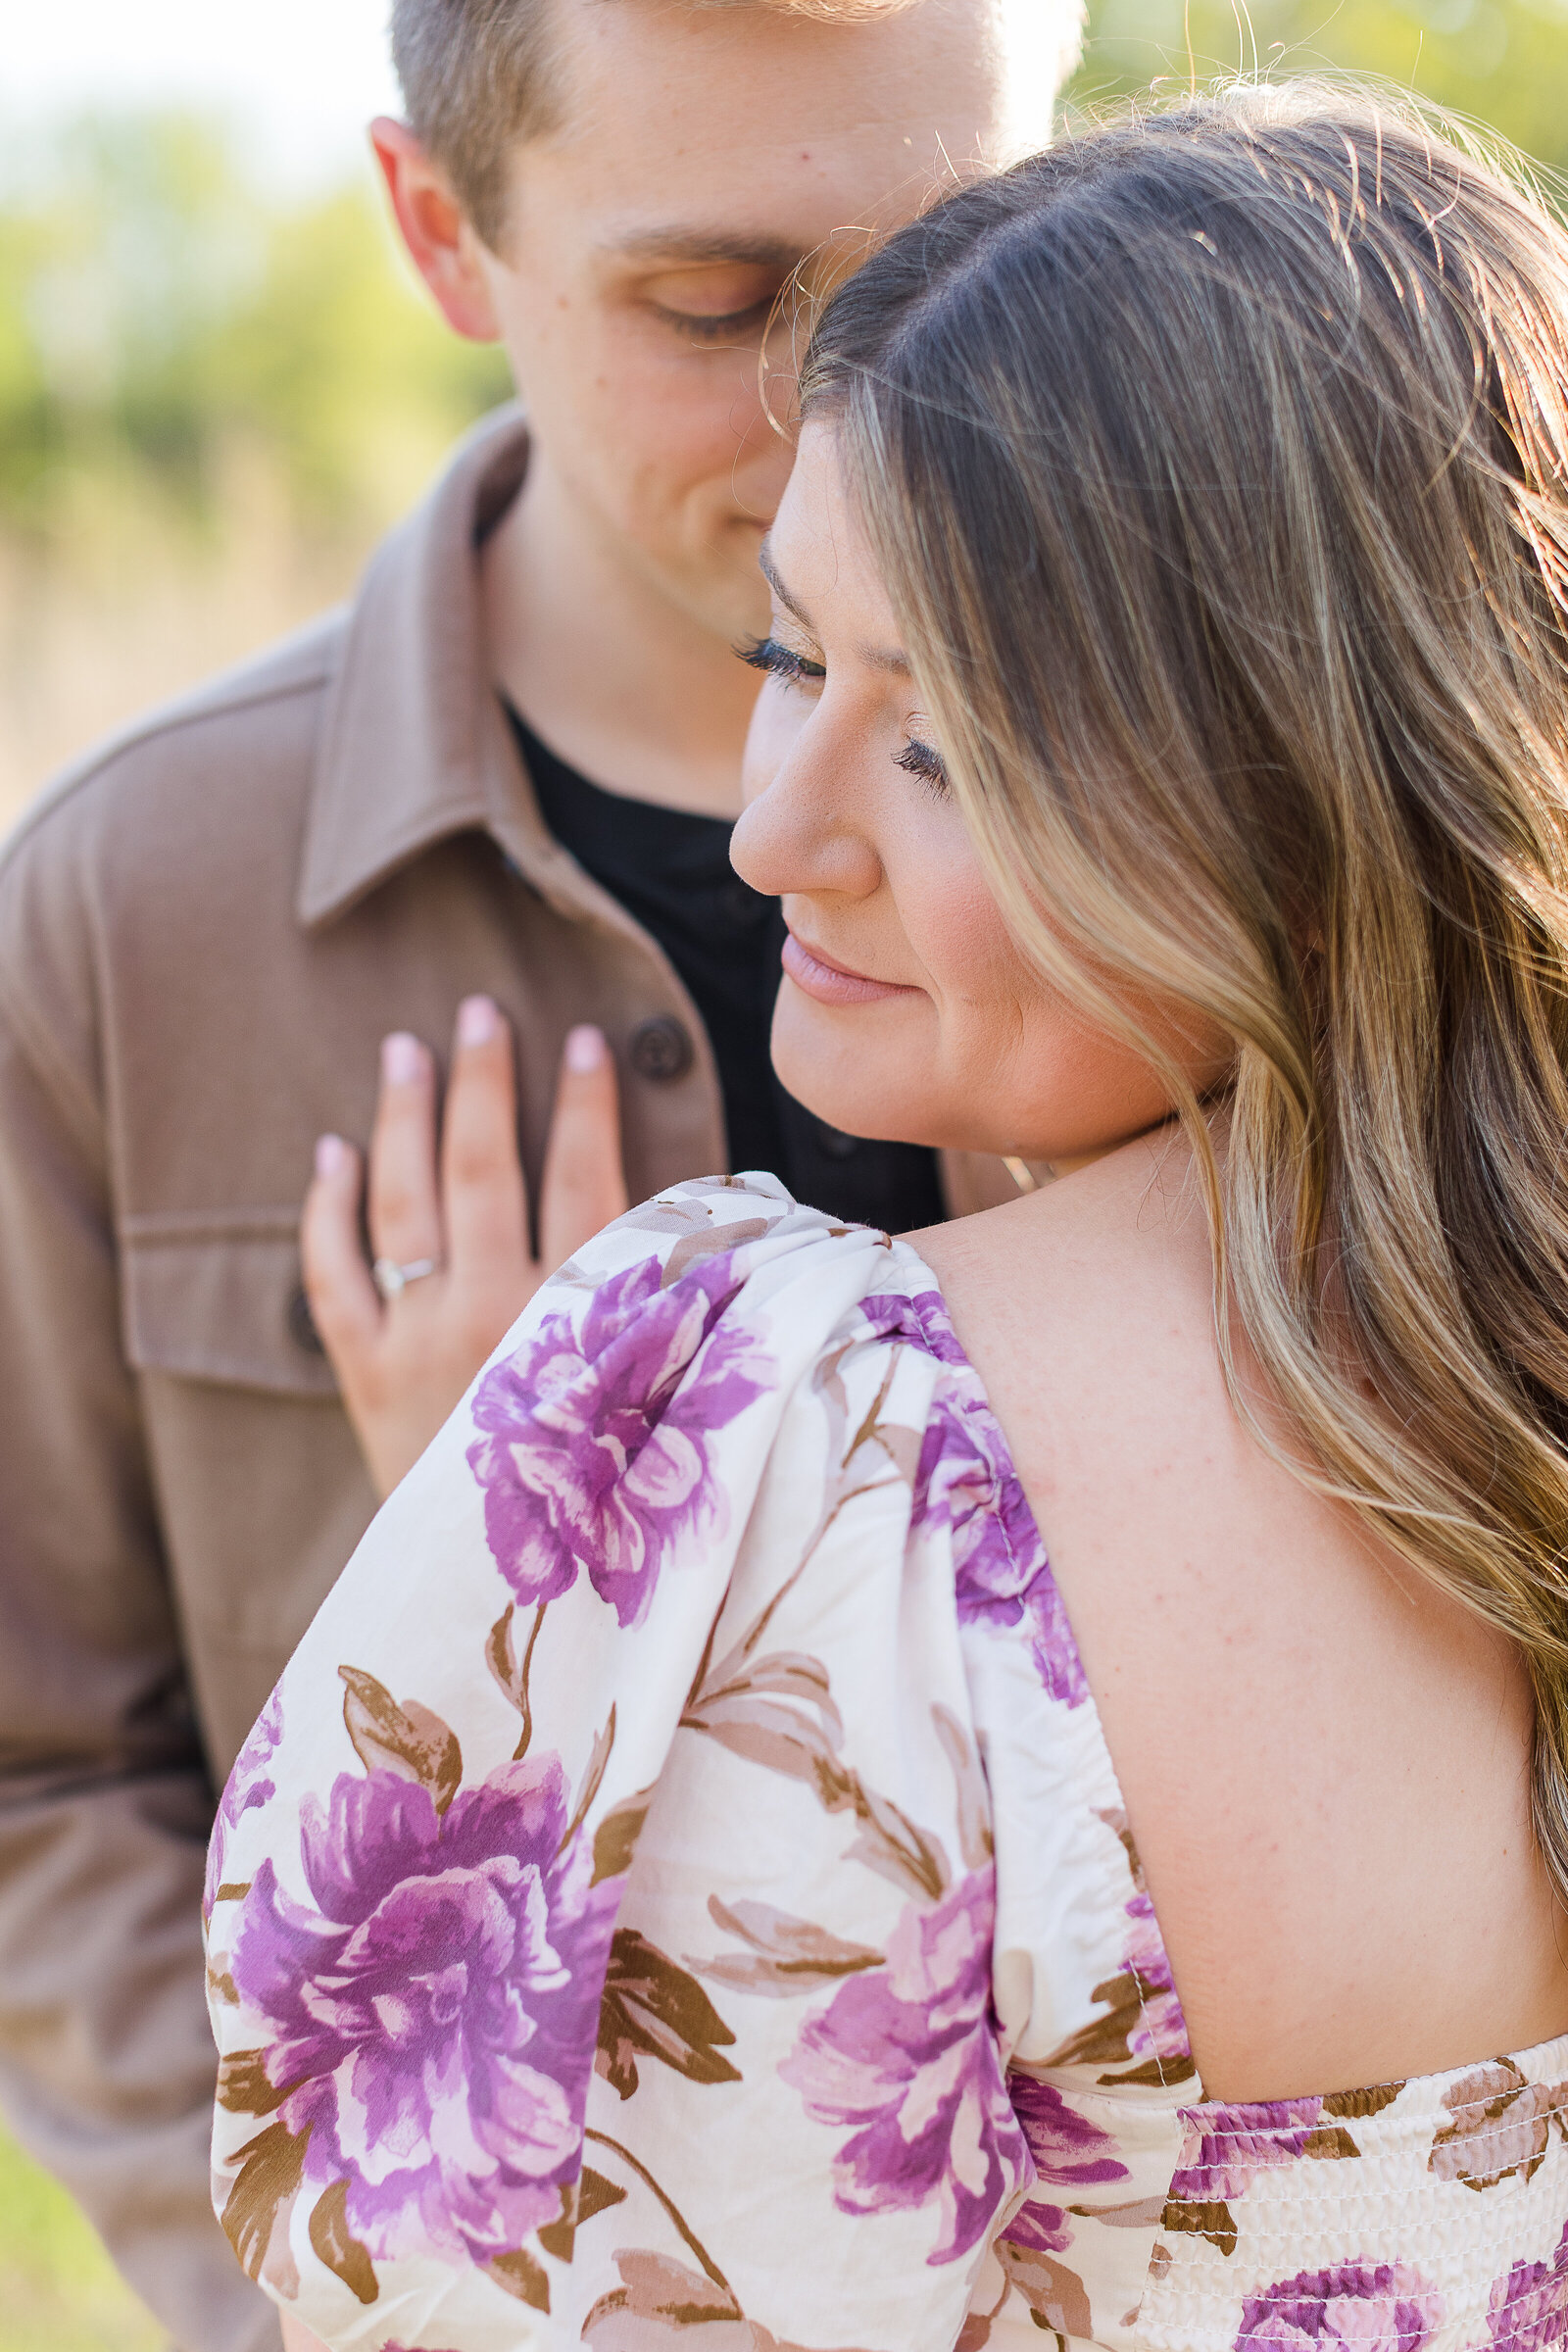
top-left (0, 407), bottom-right (1017, 2351)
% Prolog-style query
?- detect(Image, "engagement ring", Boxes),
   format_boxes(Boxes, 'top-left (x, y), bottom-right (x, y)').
top-left (372, 1255), bottom-right (441, 1301)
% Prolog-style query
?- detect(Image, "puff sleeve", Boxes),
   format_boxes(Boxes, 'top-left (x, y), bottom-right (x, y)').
top-left (205, 1177), bottom-right (1030, 2352)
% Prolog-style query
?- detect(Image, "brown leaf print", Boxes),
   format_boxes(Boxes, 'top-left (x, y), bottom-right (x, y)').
top-left (562, 1705), bottom-right (616, 1853)
top-left (485, 1602), bottom-right (545, 1760)
top-left (683, 1651), bottom-right (947, 1902)
top-left (1428, 2060), bottom-right (1568, 2190)
top-left (206, 1960), bottom-right (240, 2008)
top-left (662, 1219), bottom-right (773, 1290)
top-left (593, 1787), bottom-right (655, 1886)
top-left (1111, 2054), bottom-right (1198, 2087)
top-left (690, 1896), bottom-right (884, 1997)
top-left (307, 2179), bottom-right (377, 2306)
top-left (1045, 1973), bottom-right (1196, 2086)
top-left (488, 2246), bottom-right (552, 2310)
top-left (690, 1643), bottom-right (844, 1747)
top-left (825, 1354), bottom-right (922, 1492)
top-left (1160, 2196), bottom-right (1238, 2257)
top-left (995, 2239), bottom-right (1096, 2341)
top-left (586, 2247), bottom-right (745, 2341)
top-left (1067, 2195), bottom-right (1166, 2230)
top-left (1322, 2082), bottom-right (1404, 2121)
top-left (1301, 2126), bottom-right (1362, 2161)
top-left (597, 1928), bottom-right (743, 2100)
top-left (338, 1666), bottom-right (462, 1815)
top-left (934, 1706), bottom-right (993, 1873)
top-left (1044, 1974), bottom-right (1144, 2072)
top-left (219, 2118), bottom-right (308, 2294)
top-left (217, 2049), bottom-right (293, 2118)
top-left (583, 2250), bottom-right (872, 2352)
top-left (536, 2167), bottom-right (628, 2262)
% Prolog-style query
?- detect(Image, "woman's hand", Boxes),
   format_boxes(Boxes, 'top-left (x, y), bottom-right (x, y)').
top-left (302, 996), bottom-right (628, 1498)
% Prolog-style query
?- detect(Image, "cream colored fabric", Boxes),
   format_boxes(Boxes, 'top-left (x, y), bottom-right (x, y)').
top-left (209, 1177), bottom-right (1568, 2352)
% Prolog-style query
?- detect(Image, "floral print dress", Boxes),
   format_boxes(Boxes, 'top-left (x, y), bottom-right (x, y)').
top-left (205, 1177), bottom-right (1568, 2352)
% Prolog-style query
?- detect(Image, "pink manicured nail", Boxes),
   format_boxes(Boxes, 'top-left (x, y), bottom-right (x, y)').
top-left (381, 1032), bottom-right (422, 1084)
top-left (315, 1134), bottom-right (348, 1178)
top-left (458, 995), bottom-right (499, 1048)
top-left (564, 1024), bottom-right (606, 1074)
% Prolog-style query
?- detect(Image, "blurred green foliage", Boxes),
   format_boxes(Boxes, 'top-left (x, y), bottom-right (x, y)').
top-left (3, 5), bottom-right (1566, 552)
top-left (1066, 0), bottom-right (1568, 176)
top-left (0, 2125), bottom-right (163, 2351)
top-left (0, 112), bottom-right (511, 542)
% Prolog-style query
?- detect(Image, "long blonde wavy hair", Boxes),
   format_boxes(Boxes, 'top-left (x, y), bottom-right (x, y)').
top-left (801, 83), bottom-right (1568, 1899)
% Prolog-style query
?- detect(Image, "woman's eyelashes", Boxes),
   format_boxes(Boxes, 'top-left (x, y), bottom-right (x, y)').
top-left (895, 736), bottom-right (950, 796)
top-left (737, 635), bottom-right (826, 688)
top-left (739, 638), bottom-right (951, 794)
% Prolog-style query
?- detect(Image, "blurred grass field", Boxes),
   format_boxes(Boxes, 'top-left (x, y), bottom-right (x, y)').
top-left (0, 2127), bottom-right (165, 2352)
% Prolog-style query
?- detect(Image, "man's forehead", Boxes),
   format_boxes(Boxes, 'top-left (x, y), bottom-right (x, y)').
top-left (550, 0), bottom-right (1013, 135)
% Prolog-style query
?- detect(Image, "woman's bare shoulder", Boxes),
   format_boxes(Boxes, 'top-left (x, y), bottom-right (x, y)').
top-left (911, 1129), bottom-right (1567, 2100)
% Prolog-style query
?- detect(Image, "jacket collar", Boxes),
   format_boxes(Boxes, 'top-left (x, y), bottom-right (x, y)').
top-left (297, 406), bottom-right (612, 932)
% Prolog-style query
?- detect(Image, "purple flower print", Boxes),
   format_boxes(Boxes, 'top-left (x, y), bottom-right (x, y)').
top-left (862, 1288), bottom-right (1087, 1707)
top-left (205, 1687), bottom-right (284, 1918)
top-left (1487, 2220), bottom-right (1568, 2352)
top-left (467, 1251), bottom-right (770, 1628)
top-left (780, 1863), bottom-right (1026, 2265)
top-left (229, 1753), bottom-right (618, 2266)
top-left (924, 1382), bottom-right (1088, 1705)
top-left (1122, 1886), bottom-right (1190, 2066)
top-left (1173, 2096), bottom-right (1324, 2204)
top-left (1235, 2264), bottom-right (1443, 2352)
top-left (1002, 2075), bottom-right (1128, 2255)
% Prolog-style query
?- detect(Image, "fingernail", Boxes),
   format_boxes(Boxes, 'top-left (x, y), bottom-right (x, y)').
top-left (315, 1134), bottom-right (348, 1178)
top-left (458, 994), bottom-right (499, 1048)
top-left (564, 1023), bottom-right (606, 1074)
top-left (381, 1032), bottom-right (422, 1084)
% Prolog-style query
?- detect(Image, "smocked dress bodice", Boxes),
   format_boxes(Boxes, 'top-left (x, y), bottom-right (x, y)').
top-left (205, 1178), bottom-right (1568, 2352)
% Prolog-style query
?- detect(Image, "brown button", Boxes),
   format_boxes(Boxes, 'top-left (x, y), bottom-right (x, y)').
top-left (629, 1014), bottom-right (694, 1083)
top-left (287, 1283), bottom-right (325, 1355)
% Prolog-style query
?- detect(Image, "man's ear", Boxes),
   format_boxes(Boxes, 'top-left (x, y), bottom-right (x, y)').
top-left (370, 118), bottom-right (504, 343)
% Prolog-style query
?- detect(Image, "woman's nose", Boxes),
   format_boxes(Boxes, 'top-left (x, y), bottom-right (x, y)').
top-left (732, 733), bottom-right (883, 905)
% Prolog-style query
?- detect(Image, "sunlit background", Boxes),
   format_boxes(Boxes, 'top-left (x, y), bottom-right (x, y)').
top-left (1, 0), bottom-right (1564, 2340)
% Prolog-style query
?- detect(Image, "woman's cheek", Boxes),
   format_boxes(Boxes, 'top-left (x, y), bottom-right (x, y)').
top-left (895, 832), bottom-right (1023, 1017)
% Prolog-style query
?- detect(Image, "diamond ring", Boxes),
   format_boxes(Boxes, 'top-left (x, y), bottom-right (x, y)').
top-left (372, 1255), bottom-right (442, 1301)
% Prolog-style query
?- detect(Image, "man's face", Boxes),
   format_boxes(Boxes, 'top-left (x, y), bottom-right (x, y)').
top-left (475, 0), bottom-right (1015, 641)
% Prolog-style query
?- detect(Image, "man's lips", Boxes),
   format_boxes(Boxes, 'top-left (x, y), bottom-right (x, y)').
top-left (780, 929), bottom-right (918, 1007)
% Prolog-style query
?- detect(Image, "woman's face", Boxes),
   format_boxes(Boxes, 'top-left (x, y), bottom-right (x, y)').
top-left (732, 423), bottom-right (1221, 1165)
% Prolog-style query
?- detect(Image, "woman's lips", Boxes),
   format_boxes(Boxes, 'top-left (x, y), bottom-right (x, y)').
top-left (781, 929), bottom-right (917, 1007)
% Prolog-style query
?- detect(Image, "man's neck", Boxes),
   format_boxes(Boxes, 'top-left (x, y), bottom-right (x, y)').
top-left (481, 449), bottom-right (764, 819)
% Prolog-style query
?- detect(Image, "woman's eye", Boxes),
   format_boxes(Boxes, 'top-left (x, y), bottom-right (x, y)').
top-left (737, 635), bottom-right (826, 687)
top-left (894, 737), bottom-right (950, 795)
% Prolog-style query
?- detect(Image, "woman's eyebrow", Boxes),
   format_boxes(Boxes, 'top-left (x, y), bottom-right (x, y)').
top-left (759, 538), bottom-right (814, 629)
top-left (760, 538), bottom-right (911, 673)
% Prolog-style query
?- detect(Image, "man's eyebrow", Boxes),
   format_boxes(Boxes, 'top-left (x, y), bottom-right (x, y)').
top-left (600, 227), bottom-right (806, 270)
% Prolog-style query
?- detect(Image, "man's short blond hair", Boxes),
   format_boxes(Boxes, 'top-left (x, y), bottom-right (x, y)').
top-left (390, 0), bottom-right (1077, 250)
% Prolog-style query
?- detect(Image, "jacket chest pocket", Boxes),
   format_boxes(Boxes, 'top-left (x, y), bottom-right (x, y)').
top-left (121, 1212), bottom-right (340, 1396)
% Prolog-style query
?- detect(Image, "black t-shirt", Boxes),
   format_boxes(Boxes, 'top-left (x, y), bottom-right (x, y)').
top-left (512, 709), bottom-right (946, 1232)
